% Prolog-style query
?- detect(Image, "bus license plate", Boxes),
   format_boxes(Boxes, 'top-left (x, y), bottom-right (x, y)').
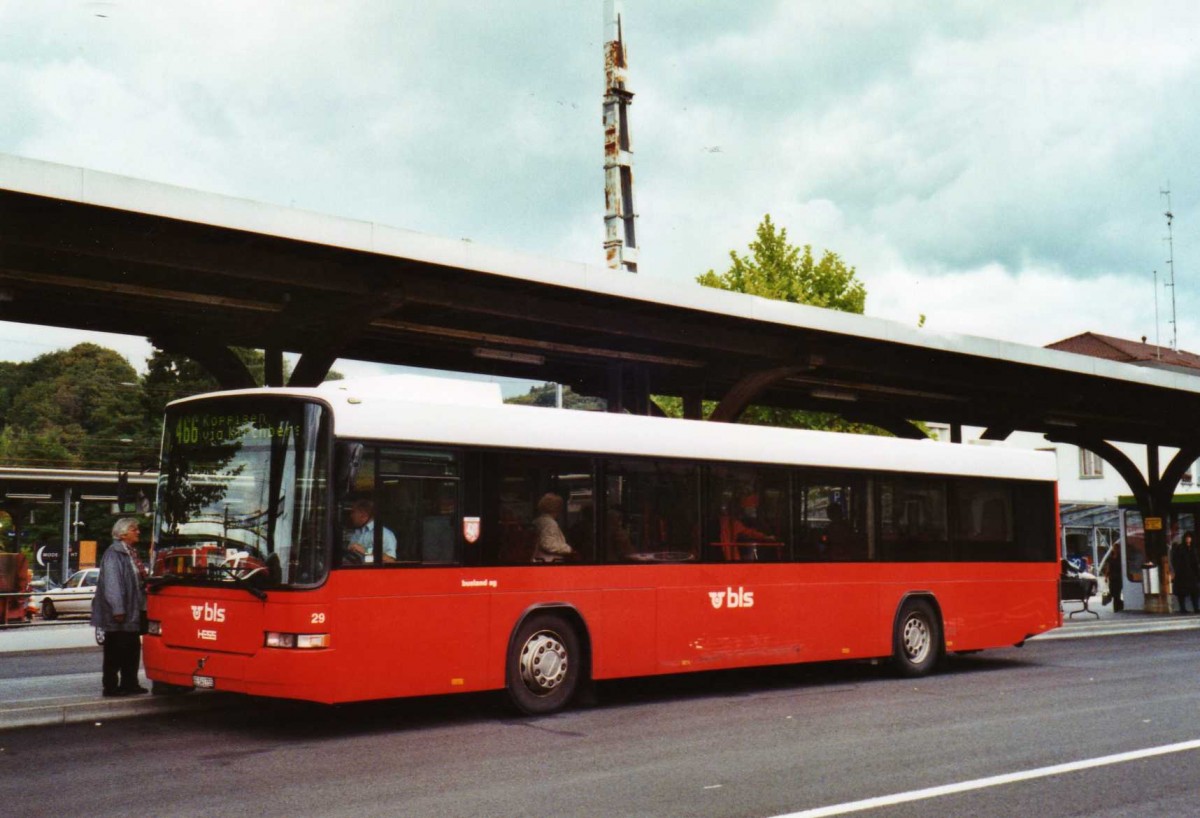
top-left (192, 674), bottom-right (215, 689)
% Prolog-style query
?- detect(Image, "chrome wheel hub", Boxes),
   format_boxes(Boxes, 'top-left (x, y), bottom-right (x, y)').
top-left (902, 615), bottom-right (931, 664)
top-left (519, 630), bottom-right (569, 695)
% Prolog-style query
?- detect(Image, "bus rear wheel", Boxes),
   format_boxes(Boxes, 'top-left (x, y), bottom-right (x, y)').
top-left (892, 598), bottom-right (941, 677)
top-left (506, 612), bottom-right (581, 715)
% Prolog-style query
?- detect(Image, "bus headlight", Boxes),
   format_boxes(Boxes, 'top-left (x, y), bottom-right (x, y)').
top-left (265, 631), bottom-right (330, 649)
top-left (147, 620), bottom-right (162, 636)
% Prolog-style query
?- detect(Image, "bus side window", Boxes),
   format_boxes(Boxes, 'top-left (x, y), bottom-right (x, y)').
top-left (378, 448), bottom-right (462, 565)
top-left (706, 465), bottom-right (788, 562)
top-left (954, 480), bottom-right (1014, 561)
top-left (606, 459), bottom-right (699, 562)
top-left (336, 445), bottom-right (378, 568)
top-left (798, 474), bottom-right (868, 561)
top-left (488, 452), bottom-right (594, 565)
top-left (878, 478), bottom-right (950, 561)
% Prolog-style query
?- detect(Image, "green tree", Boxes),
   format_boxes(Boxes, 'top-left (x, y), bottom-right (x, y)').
top-left (0, 344), bottom-right (152, 469)
top-left (696, 214), bottom-right (865, 313)
top-left (506, 383), bottom-right (607, 411)
top-left (675, 215), bottom-right (890, 435)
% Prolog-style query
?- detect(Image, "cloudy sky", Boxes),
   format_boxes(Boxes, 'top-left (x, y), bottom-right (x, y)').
top-left (2, 1), bottom-right (1198, 379)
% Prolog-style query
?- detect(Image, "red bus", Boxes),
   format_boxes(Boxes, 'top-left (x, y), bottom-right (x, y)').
top-left (144, 375), bottom-right (1060, 714)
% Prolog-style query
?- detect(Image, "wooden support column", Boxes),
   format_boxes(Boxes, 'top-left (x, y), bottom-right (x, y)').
top-left (264, 347), bottom-right (284, 388)
top-left (149, 334), bottom-right (256, 390)
top-left (607, 365), bottom-right (625, 414)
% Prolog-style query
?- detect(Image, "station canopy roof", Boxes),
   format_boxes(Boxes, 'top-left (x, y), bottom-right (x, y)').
top-left (4, 152), bottom-right (1200, 449)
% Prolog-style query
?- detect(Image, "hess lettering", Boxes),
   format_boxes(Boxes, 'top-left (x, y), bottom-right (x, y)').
top-left (708, 586), bottom-right (755, 610)
top-left (191, 602), bottom-right (227, 623)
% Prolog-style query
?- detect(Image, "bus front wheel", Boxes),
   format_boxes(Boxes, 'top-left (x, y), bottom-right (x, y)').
top-left (506, 611), bottom-right (581, 715)
top-left (892, 598), bottom-right (941, 677)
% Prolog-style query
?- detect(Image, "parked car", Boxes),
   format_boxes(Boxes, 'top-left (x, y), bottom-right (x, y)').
top-left (30, 576), bottom-right (61, 593)
top-left (25, 577), bottom-right (60, 618)
top-left (38, 568), bottom-right (99, 620)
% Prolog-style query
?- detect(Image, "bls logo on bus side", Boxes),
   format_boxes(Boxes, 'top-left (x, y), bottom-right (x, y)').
top-left (708, 587), bottom-right (755, 609)
top-left (191, 602), bottom-right (227, 622)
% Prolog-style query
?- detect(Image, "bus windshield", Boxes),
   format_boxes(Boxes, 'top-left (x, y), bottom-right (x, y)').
top-left (152, 398), bottom-right (331, 589)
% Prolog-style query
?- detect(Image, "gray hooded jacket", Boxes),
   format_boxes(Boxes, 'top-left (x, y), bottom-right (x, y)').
top-left (89, 541), bottom-right (146, 633)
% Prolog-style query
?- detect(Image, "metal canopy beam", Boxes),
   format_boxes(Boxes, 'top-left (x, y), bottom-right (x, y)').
top-left (5, 154), bottom-right (1200, 452)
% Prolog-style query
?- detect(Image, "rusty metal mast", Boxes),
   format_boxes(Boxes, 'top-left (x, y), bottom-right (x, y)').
top-left (603, 0), bottom-right (638, 272)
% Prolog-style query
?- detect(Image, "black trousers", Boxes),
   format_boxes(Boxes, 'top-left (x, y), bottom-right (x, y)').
top-left (102, 631), bottom-right (142, 692)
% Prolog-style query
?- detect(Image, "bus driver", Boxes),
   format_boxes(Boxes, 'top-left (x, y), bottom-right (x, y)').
top-left (344, 499), bottom-right (397, 565)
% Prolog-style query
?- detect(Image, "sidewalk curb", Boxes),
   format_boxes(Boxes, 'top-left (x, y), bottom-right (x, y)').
top-left (1032, 617), bottom-right (1200, 641)
top-left (0, 691), bottom-right (240, 732)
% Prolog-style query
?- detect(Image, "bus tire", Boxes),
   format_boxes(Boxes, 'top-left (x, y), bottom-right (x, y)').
top-left (892, 598), bottom-right (940, 677)
top-left (506, 611), bottom-right (581, 715)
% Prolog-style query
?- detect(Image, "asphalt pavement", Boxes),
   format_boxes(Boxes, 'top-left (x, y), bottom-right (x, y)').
top-left (1, 596), bottom-right (1197, 732)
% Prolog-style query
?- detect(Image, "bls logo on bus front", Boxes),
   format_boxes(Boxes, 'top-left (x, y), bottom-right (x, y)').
top-left (191, 602), bottom-right (227, 623)
top-left (708, 587), bottom-right (755, 609)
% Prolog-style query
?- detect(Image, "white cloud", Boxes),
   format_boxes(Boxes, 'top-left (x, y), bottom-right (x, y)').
top-left (864, 263), bottom-right (1179, 348)
top-left (2, 0), bottom-right (1199, 368)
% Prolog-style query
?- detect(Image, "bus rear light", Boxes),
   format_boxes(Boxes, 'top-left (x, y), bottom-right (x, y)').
top-left (147, 620), bottom-right (162, 636)
top-left (265, 631), bottom-right (330, 649)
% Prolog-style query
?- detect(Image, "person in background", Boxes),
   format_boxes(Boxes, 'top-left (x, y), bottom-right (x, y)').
top-left (731, 493), bottom-right (776, 560)
top-left (1170, 531), bottom-right (1200, 613)
top-left (344, 499), bottom-right (397, 565)
top-left (1105, 543), bottom-right (1124, 612)
top-left (90, 517), bottom-right (148, 696)
top-left (531, 493), bottom-right (573, 563)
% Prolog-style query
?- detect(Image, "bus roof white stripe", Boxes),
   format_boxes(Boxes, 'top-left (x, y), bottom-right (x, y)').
top-left (174, 380), bottom-right (1056, 482)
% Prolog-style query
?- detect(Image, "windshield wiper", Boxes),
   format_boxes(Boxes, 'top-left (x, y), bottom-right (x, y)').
top-left (146, 567), bottom-right (268, 601)
top-left (211, 564), bottom-right (268, 601)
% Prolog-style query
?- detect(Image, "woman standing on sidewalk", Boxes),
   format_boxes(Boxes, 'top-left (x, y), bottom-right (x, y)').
top-left (1105, 544), bottom-right (1124, 612)
top-left (90, 518), bottom-right (148, 696)
top-left (1170, 531), bottom-right (1200, 614)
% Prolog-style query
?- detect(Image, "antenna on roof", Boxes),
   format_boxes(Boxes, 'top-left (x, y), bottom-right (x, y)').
top-left (1153, 269), bottom-right (1161, 359)
top-left (603, 0), bottom-right (638, 273)
top-left (1161, 185), bottom-right (1177, 351)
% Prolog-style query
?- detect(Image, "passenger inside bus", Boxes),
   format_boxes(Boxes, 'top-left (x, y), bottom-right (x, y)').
top-left (531, 493), bottom-right (574, 563)
top-left (605, 506), bottom-right (634, 561)
top-left (733, 493), bottom-right (780, 560)
top-left (822, 501), bottom-right (856, 560)
top-left (343, 499), bottom-right (397, 565)
top-left (419, 488), bottom-right (456, 563)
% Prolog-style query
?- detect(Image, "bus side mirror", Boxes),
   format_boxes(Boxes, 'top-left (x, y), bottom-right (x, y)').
top-left (335, 443), bottom-right (363, 498)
